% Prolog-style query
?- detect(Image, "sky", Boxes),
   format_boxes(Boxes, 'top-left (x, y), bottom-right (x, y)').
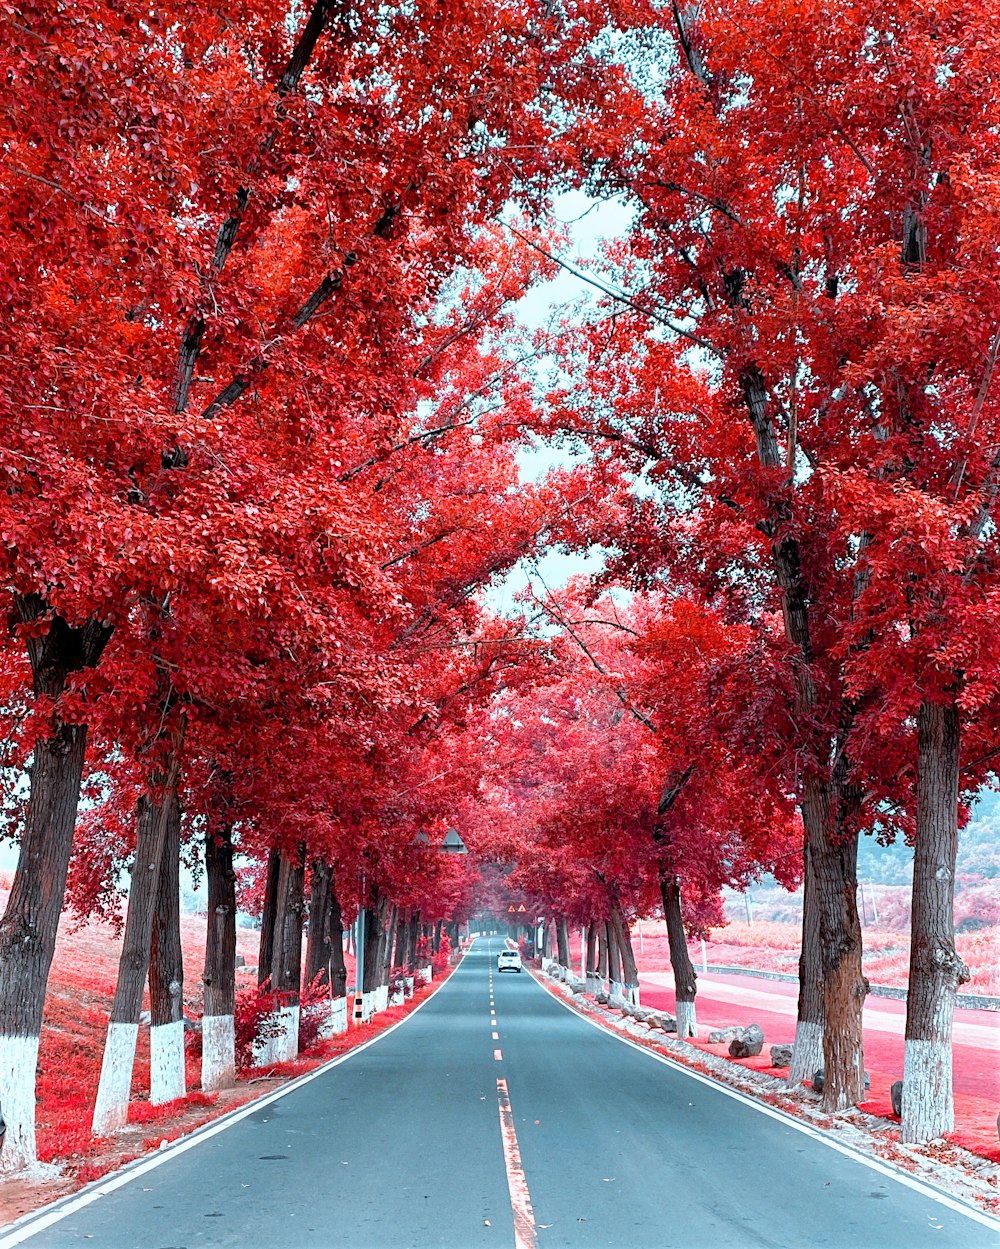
top-left (486, 190), bottom-right (633, 618)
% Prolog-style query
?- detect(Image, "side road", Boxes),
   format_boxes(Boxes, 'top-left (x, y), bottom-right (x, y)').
top-left (639, 968), bottom-right (999, 1100)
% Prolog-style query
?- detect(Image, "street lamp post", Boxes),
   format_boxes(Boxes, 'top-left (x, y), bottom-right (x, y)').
top-left (411, 829), bottom-right (468, 972)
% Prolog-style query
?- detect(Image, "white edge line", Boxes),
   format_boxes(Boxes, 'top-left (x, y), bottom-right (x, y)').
top-left (532, 971), bottom-right (1000, 1233)
top-left (0, 947), bottom-right (471, 1249)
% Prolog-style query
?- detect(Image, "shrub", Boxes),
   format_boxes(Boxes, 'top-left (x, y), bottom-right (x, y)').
top-left (234, 985), bottom-right (284, 1069)
top-left (297, 976), bottom-right (335, 1054)
top-left (432, 933), bottom-right (451, 975)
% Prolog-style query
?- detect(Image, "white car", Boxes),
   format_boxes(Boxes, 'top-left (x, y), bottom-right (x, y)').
top-left (497, 949), bottom-right (523, 973)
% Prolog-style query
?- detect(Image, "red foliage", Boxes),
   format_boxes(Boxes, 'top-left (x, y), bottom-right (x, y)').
top-left (232, 986), bottom-right (286, 1071)
top-left (476, 591), bottom-right (801, 933)
top-left (431, 934), bottom-right (452, 976)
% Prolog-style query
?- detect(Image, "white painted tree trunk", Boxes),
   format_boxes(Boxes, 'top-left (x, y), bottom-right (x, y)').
top-left (903, 698), bottom-right (965, 1143)
top-left (201, 1014), bottom-right (235, 1091)
top-left (361, 990), bottom-right (376, 1021)
top-left (374, 985), bottom-right (389, 1013)
top-left (625, 983), bottom-right (640, 1008)
top-left (273, 1004), bottom-right (299, 1062)
top-left (149, 1019), bottom-right (186, 1105)
top-left (787, 1019), bottom-right (824, 1088)
top-left (404, 976), bottom-right (414, 998)
top-left (902, 1035), bottom-right (953, 1142)
top-left (609, 980), bottom-right (625, 1006)
top-left (92, 1021), bottom-right (140, 1134)
top-left (0, 1034), bottom-right (40, 1172)
top-left (585, 973), bottom-right (601, 995)
top-left (331, 997), bottom-right (348, 1035)
top-left (676, 998), bottom-right (696, 1038)
top-left (255, 1025), bottom-right (280, 1066)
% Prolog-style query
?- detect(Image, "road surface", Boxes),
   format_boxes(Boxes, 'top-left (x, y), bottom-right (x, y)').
top-left (3, 941), bottom-right (997, 1249)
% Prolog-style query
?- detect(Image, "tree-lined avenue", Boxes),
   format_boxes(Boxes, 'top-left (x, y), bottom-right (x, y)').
top-left (4, 942), bottom-right (996, 1249)
top-left (5, 0), bottom-right (1000, 1173)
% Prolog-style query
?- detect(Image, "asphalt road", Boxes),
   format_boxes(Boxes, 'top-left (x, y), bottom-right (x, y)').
top-left (5, 941), bottom-right (998, 1249)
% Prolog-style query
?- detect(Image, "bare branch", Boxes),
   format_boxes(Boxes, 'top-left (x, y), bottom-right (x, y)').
top-left (503, 225), bottom-right (723, 356)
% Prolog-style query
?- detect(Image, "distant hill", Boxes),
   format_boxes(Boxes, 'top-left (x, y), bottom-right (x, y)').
top-left (726, 785), bottom-right (1000, 932)
top-left (855, 786), bottom-right (1000, 886)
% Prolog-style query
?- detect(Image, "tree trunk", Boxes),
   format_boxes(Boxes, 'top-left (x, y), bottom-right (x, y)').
top-left (328, 875), bottom-right (348, 999)
top-left (389, 908), bottom-right (408, 1001)
top-left (585, 925), bottom-right (599, 993)
top-left (744, 373), bottom-right (867, 1111)
top-left (393, 909), bottom-right (412, 993)
top-left (269, 846), bottom-right (305, 1061)
top-left (0, 599), bottom-right (111, 1171)
top-left (304, 857), bottom-right (347, 1038)
top-left (407, 910), bottom-right (420, 974)
top-left (803, 775), bottom-right (867, 1112)
top-left (597, 925), bottom-right (608, 981)
top-left (433, 919), bottom-right (444, 954)
top-left (393, 908), bottom-right (410, 970)
top-left (609, 902), bottom-right (639, 1005)
top-left (660, 871), bottom-right (696, 1036)
top-left (555, 916), bottom-right (571, 969)
top-left (605, 920), bottom-right (622, 993)
top-left (788, 836), bottom-right (824, 1086)
top-left (149, 791), bottom-right (185, 1105)
top-left (304, 859), bottom-right (334, 989)
top-left (902, 695), bottom-right (969, 1142)
top-left (379, 905), bottom-right (397, 987)
top-left (93, 746), bottom-right (182, 1135)
top-left (202, 819), bottom-right (237, 1092)
top-left (257, 849), bottom-right (281, 990)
